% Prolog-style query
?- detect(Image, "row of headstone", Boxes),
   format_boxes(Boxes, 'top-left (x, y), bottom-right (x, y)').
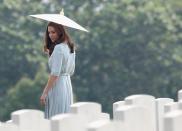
top-left (0, 89), bottom-right (182, 131)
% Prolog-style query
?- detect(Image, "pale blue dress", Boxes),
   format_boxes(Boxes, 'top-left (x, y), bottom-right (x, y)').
top-left (45, 43), bottom-right (75, 119)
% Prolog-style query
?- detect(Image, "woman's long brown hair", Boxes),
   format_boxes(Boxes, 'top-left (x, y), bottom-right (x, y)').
top-left (44, 22), bottom-right (75, 56)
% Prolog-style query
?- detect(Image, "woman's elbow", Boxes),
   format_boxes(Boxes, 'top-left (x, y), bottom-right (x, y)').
top-left (51, 75), bottom-right (59, 81)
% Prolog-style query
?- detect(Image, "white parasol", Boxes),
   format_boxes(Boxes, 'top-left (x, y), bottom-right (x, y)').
top-left (30, 9), bottom-right (89, 32)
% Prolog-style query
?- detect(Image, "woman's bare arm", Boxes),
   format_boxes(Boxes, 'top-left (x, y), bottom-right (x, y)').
top-left (40, 75), bottom-right (58, 105)
top-left (43, 75), bottom-right (58, 95)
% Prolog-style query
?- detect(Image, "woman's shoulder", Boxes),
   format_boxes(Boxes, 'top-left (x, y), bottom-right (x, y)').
top-left (53, 44), bottom-right (62, 54)
top-left (54, 43), bottom-right (65, 50)
top-left (56, 42), bottom-right (68, 48)
top-left (55, 43), bottom-right (63, 48)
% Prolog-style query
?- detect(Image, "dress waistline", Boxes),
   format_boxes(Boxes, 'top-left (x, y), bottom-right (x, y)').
top-left (60, 73), bottom-right (70, 76)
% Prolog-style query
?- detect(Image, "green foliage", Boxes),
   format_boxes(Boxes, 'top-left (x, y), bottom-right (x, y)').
top-left (72, 0), bottom-right (182, 114)
top-left (0, 0), bottom-right (182, 121)
top-left (0, 0), bottom-right (48, 94)
top-left (0, 64), bottom-right (48, 120)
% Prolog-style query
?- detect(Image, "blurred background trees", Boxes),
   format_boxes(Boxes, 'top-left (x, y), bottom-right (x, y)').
top-left (0, 0), bottom-right (182, 120)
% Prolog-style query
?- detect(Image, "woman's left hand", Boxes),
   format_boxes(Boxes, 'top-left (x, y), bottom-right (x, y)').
top-left (40, 93), bottom-right (47, 106)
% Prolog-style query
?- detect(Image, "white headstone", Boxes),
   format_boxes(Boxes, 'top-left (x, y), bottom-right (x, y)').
top-left (114, 105), bottom-right (153, 131)
top-left (0, 122), bottom-right (19, 131)
top-left (87, 120), bottom-right (124, 131)
top-left (99, 113), bottom-right (110, 120)
top-left (124, 95), bottom-right (156, 131)
top-left (11, 109), bottom-right (50, 131)
top-left (113, 101), bottom-right (125, 118)
top-left (51, 114), bottom-right (87, 131)
top-left (163, 110), bottom-right (182, 131)
top-left (6, 120), bottom-right (13, 124)
top-left (70, 102), bottom-right (109, 122)
top-left (178, 89), bottom-right (182, 101)
top-left (155, 98), bottom-right (174, 131)
top-left (178, 101), bottom-right (182, 110)
top-left (164, 102), bottom-right (179, 113)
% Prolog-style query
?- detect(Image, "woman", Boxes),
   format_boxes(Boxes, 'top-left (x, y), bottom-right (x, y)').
top-left (40, 22), bottom-right (75, 119)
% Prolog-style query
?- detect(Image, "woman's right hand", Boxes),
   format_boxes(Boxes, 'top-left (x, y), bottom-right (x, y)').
top-left (40, 93), bottom-right (47, 106)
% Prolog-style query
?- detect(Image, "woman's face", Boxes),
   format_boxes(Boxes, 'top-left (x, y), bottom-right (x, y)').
top-left (48, 26), bottom-right (59, 43)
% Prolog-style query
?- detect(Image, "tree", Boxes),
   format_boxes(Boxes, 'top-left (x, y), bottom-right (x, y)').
top-left (72, 0), bottom-right (182, 114)
top-left (0, 63), bottom-right (48, 120)
top-left (0, 0), bottom-right (48, 94)
top-left (1, 0), bottom-right (182, 120)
